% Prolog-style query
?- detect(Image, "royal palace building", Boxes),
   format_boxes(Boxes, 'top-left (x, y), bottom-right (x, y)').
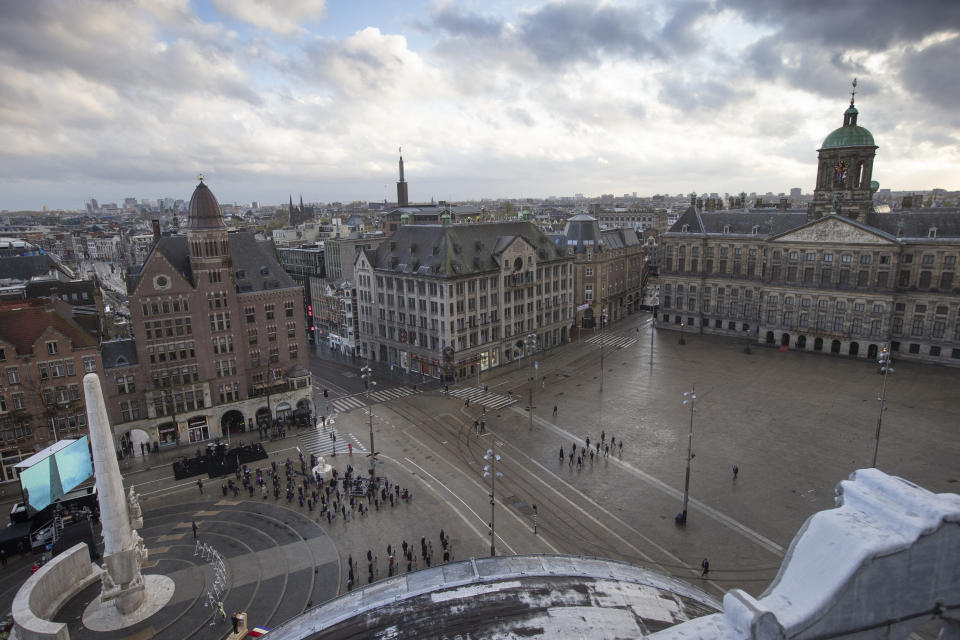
top-left (657, 93), bottom-right (960, 366)
top-left (355, 221), bottom-right (574, 382)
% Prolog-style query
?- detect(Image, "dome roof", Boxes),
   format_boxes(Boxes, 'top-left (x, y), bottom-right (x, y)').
top-left (821, 104), bottom-right (876, 149)
top-left (822, 124), bottom-right (875, 149)
top-left (187, 180), bottom-right (225, 229)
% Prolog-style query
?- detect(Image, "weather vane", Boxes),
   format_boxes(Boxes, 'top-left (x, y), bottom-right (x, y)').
top-left (197, 173), bottom-right (205, 183)
top-left (850, 78), bottom-right (857, 105)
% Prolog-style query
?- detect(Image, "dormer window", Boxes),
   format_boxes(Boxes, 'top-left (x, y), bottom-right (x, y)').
top-left (723, 225), bottom-right (731, 234)
top-left (752, 225), bottom-right (760, 235)
top-left (681, 224), bottom-right (690, 232)
top-left (929, 227), bottom-right (937, 239)
top-left (46, 341), bottom-right (58, 355)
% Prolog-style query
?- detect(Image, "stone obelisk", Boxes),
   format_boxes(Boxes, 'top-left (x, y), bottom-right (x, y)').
top-left (83, 373), bottom-right (147, 614)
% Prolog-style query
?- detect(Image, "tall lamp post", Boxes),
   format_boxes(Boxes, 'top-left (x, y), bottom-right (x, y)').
top-left (599, 301), bottom-right (607, 391)
top-left (525, 333), bottom-right (537, 430)
top-left (650, 293), bottom-right (659, 367)
top-left (872, 346), bottom-right (894, 468)
top-left (360, 365), bottom-right (378, 476)
top-left (679, 321), bottom-right (686, 345)
top-left (482, 444), bottom-right (502, 557)
top-left (676, 385), bottom-right (697, 525)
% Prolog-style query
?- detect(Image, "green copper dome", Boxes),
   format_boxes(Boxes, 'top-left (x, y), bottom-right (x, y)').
top-left (821, 104), bottom-right (875, 149)
top-left (822, 125), bottom-right (875, 149)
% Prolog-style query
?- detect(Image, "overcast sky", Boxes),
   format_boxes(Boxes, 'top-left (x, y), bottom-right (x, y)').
top-left (1, 0), bottom-right (958, 210)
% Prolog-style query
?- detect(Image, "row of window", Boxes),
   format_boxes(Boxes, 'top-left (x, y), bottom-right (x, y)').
top-left (147, 341), bottom-right (196, 364)
top-left (141, 297), bottom-right (190, 317)
top-left (145, 317), bottom-right (193, 339)
top-left (151, 388), bottom-right (205, 417)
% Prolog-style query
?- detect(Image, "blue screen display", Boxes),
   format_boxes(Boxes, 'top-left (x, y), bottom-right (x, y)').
top-left (20, 437), bottom-right (93, 512)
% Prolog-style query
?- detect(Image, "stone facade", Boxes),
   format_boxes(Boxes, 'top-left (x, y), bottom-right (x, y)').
top-left (658, 211), bottom-right (960, 366)
top-left (355, 221), bottom-right (574, 382)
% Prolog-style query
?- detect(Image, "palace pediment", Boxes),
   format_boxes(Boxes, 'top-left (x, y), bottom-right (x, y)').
top-left (771, 216), bottom-right (898, 246)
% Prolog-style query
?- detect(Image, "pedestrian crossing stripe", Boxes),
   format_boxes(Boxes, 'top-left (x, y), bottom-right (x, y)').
top-left (586, 334), bottom-right (638, 349)
top-left (329, 386), bottom-right (421, 414)
top-left (298, 427), bottom-right (368, 456)
top-left (445, 387), bottom-right (516, 410)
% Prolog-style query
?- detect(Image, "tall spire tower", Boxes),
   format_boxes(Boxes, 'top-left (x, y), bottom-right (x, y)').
top-left (396, 148), bottom-right (409, 207)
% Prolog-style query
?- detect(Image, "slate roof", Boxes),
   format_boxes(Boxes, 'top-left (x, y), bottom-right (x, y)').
top-left (101, 338), bottom-right (138, 369)
top-left (868, 212), bottom-right (960, 240)
top-left (0, 254), bottom-right (60, 282)
top-left (667, 206), bottom-right (809, 237)
top-left (563, 213), bottom-right (602, 253)
top-left (127, 236), bottom-right (192, 292)
top-left (371, 222), bottom-right (565, 277)
top-left (667, 207), bottom-right (960, 242)
top-left (231, 232), bottom-right (299, 292)
top-left (0, 304), bottom-right (97, 355)
top-left (600, 227), bottom-right (642, 250)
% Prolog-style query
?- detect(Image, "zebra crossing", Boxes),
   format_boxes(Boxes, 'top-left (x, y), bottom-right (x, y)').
top-left (298, 424), bottom-right (367, 458)
top-left (445, 386), bottom-right (517, 410)
top-left (329, 386), bottom-right (420, 414)
top-left (586, 333), bottom-right (638, 349)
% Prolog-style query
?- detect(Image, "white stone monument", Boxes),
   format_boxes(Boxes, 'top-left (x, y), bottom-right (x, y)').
top-left (312, 455), bottom-right (333, 481)
top-left (81, 373), bottom-right (174, 630)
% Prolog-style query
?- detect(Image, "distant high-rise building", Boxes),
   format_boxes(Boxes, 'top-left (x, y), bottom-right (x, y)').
top-left (790, 187), bottom-right (802, 199)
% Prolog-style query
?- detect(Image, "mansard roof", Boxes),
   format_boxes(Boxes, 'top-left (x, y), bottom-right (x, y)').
top-left (369, 222), bottom-right (566, 278)
top-left (231, 232), bottom-right (299, 293)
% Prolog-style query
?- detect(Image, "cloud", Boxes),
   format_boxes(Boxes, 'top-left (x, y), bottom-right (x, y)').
top-left (900, 35), bottom-right (960, 110)
top-left (429, 4), bottom-right (504, 39)
top-left (517, 1), bottom-right (663, 67)
top-left (210, 0), bottom-right (326, 36)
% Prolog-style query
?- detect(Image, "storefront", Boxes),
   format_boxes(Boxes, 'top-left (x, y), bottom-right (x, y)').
top-left (276, 402), bottom-right (292, 422)
top-left (158, 422), bottom-right (178, 446)
top-left (187, 415), bottom-right (210, 443)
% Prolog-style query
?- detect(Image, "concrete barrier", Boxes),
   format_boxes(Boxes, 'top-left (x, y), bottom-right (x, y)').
top-left (12, 542), bottom-right (102, 640)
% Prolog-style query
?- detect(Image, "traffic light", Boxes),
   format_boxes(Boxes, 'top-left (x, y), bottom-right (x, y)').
top-left (308, 305), bottom-right (313, 317)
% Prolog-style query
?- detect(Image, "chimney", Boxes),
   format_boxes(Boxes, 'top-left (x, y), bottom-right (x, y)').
top-left (151, 219), bottom-right (161, 241)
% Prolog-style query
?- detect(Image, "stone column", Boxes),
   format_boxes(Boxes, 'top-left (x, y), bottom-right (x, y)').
top-left (84, 373), bottom-right (147, 614)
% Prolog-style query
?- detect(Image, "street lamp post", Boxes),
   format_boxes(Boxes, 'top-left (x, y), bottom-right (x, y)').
top-left (600, 301), bottom-right (607, 391)
top-left (872, 346), bottom-right (894, 468)
top-left (525, 333), bottom-right (537, 430)
top-left (679, 321), bottom-right (686, 345)
top-left (360, 365), bottom-right (378, 477)
top-left (650, 295), bottom-right (659, 368)
top-left (677, 385), bottom-right (697, 525)
top-left (482, 445), bottom-right (502, 557)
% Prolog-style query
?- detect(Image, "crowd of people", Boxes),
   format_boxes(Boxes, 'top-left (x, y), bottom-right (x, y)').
top-left (344, 528), bottom-right (455, 591)
top-left (559, 429), bottom-right (624, 469)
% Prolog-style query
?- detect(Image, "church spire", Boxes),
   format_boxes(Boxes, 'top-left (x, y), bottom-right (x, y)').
top-left (396, 147), bottom-right (409, 206)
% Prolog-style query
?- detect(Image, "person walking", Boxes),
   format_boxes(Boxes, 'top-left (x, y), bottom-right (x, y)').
top-left (559, 446), bottom-right (564, 462)
top-left (619, 441), bottom-right (623, 455)
top-left (553, 404), bottom-right (558, 417)
top-left (196, 478), bottom-right (203, 494)
top-left (192, 520), bottom-right (199, 539)
top-left (701, 558), bottom-right (710, 576)
top-left (733, 465), bottom-right (739, 480)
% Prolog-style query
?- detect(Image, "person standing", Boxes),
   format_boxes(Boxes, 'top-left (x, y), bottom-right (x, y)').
top-left (192, 521), bottom-right (199, 539)
top-left (701, 558), bottom-right (710, 576)
top-left (733, 465), bottom-right (739, 480)
top-left (559, 446), bottom-right (564, 462)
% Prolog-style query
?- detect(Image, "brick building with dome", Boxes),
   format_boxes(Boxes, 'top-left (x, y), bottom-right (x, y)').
top-left (101, 179), bottom-right (312, 452)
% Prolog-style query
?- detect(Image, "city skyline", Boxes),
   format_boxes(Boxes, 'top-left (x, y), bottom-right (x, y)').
top-left (1, 0), bottom-right (958, 210)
